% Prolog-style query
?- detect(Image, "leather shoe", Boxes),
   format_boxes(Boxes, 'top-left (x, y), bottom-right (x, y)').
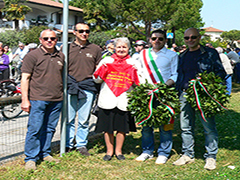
top-left (116, 154), bottom-right (125, 160)
top-left (103, 155), bottom-right (113, 161)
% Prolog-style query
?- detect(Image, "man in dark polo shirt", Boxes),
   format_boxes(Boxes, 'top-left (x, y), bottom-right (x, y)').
top-left (66, 22), bottom-right (102, 155)
top-left (21, 29), bottom-right (64, 170)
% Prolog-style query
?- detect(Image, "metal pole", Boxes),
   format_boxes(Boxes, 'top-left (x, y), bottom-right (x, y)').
top-left (60, 0), bottom-right (69, 157)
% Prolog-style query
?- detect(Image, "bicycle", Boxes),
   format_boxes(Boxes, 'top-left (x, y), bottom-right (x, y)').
top-left (0, 79), bottom-right (23, 119)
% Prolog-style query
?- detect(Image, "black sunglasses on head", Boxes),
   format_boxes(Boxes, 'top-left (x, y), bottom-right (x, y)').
top-left (42, 37), bottom-right (57, 41)
top-left (184, 35), bottom-right (199, 40)
top-left (151, 37), bottom-right (164, 41)
top-left (76, 29), bottom-right (90, 34)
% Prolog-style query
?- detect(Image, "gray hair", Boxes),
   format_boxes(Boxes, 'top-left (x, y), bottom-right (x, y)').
top-left (216, 47), bottom-right (223, 54)
top-left (114, 37), bottom-right (131, 49)
top-left (40, 29), bottom-right (57, 38)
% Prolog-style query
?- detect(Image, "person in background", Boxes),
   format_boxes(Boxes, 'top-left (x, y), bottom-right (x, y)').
top-left (93, 37), bottom-right (140, 161)
top-left (21, 29), bottom-right (64, 170)
top-left (216, 47), bottom-right (233, 95)
top-left (27, 43), bottom-right (38, 52)
top-left (0, 47), bottom-right (10, 80)
top-left (206, 43), bottom-right (214, 48)
top-left (226, 48), bottom-right (240, 83)
top-left (12, 42), bottom-right (29, 80)
top-left (135, 29), bottom-right (178, 165)
top-left (102, 40), bottom-right (115, 59)
top-left (66, 22), bottom-right (102, 156)
top-left (174, 28), bottom-right (226, 170)
top-left (3, 45), bottom-right (13, 78)
top-left (132, 40), bottom-right (146, 60)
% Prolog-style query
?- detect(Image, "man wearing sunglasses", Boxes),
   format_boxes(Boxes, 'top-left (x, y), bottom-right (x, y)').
top-left (21, 29), bottom-right (64, 170)
top-left (174, 28), bottom-right (226, 170)
top-left (66, 22), bottom-right (102, 156)
top-left (135, 29), bottom-right (178, 165)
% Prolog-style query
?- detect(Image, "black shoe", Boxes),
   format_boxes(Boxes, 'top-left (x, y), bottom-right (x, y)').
top-left (103, 155), bottom-right (113, 161)
top-left (65, 147), bottom-right (75, 153)
top-left (116, 154), bottom-right (125, 160)
top-left (77, 147), bottom-right (90, 156)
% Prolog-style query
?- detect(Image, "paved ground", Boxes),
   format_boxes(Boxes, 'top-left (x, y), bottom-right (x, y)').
top-left (0, 111), bottom-right (98, 164)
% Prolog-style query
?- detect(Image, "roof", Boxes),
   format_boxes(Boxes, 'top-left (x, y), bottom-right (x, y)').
top-left (28, 0), bottom-right (83, 12)
top-left (203, 27), bottom-right (224, 33)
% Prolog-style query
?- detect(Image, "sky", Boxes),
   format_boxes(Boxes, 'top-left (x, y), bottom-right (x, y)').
top-left (201, 0), bottom-right (239, 31)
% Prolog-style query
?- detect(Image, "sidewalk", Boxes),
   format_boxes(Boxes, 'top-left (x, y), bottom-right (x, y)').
top-left (0, 113), bottom-right (99, 164)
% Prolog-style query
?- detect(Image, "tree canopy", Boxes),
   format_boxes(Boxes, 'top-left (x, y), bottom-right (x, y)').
top-left (70, 0), bottom-right (204, 41)
top-left (2, 0), bottom-right (32, 30)
top-left (221, 30), bottom-right (240, 46)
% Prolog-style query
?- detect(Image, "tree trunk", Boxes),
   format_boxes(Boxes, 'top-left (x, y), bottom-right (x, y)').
top-left (14, 20), bottom-right (19, 31)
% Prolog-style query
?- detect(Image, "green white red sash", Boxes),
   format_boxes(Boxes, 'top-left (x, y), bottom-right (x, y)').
top-left (142, 48), bottom-right (165, 84)
top-left (137, 88), bottom-right (175, 125)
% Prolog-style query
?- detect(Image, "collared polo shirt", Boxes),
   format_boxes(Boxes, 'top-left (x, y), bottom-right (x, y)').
top-left (68, 41), bottom-right (102, 82)
top-left (21, 47), bottom-right (65, 101)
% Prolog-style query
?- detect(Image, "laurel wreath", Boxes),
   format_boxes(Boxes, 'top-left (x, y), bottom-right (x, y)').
top-left (185, 71), bottom-right (230, 119)
top-left (127, 82), bottom-right (180, 127)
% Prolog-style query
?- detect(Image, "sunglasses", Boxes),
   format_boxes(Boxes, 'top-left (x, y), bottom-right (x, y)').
top-left (76, 29), bottom-right (90, 34)
top-left (184, 36), bottom-right (199, 40)
top-left (151, 37), bottom-right (164, 41)
top-left (42, 37), bottom-right (57, 41)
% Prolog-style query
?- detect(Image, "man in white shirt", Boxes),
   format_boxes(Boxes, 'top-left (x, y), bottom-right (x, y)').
top-left (135, 29), bottom-right (178, 164)
top-left (12, 42), bottom-right (29, 79)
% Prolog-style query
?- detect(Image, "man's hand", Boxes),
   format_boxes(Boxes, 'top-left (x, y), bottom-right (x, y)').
top-left (165, 79), bottom-right (175, 87)
top-left (21, 99), bottom-right (31, 113)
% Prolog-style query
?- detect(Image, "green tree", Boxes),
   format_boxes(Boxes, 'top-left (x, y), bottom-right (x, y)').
top-left (2, 0), bottom-right (32, 30)
top-left (221, 30), bottom-right (240, 47)
top-left (107, 0), bottom-right (204, 40)
top-left (21, 25), bottom-right (49, 44)
top-left (0, 29), bottom-right (25, 48)
top-left (88, 31), bottom-right (114, 47)
top-left (69, 0), bottom-right (117, 31)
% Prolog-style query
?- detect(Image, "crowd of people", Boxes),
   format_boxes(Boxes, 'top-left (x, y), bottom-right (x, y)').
top-left (0, 41), bottom-right (37, 81)
top-left (15, 22), bottom-right (239, 171)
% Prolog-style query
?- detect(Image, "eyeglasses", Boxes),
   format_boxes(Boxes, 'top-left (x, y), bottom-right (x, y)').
top-left (184, 36), bottom-right (199, 40)
top-left (42, 37), bottom-right (57, 41)
top-left (76, 29), bottom-right (90, 34)
top-left (151, 37), bottom-right (164, 41)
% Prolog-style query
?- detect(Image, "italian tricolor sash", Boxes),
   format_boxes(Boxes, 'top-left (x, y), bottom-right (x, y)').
top-left (142, 48), bottom-right (174, 129)
top-left (142, 48), bottom-right (165, 84)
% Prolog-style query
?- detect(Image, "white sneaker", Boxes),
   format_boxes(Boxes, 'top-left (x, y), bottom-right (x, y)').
top-left (173, 155), bottom-right (195, 166)
top-left (155, 155), bottom-right (168, 164)
top-left (204, 158), bottom-right (216, 170)
top-left (135, 153), bottom-right (154, 162)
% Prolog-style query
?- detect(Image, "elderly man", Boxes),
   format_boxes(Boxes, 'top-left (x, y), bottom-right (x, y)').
top-left (66, 22), bottom-right (102, 155)
top-left (21, 29), bottom-right (64, 170)
top-left (173, 28), bottom-right (226, 170)
top-left (135, 29), bottom-right (178, 165)
top-left (12, 42), bottom-right (29, 80)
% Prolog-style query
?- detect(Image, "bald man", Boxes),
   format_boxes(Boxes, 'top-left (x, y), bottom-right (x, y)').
top-left (174, 28), bottom-right (226, 170)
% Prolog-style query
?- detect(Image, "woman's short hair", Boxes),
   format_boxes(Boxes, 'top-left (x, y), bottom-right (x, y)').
top-left (114, 37), bottom-right (130, 49)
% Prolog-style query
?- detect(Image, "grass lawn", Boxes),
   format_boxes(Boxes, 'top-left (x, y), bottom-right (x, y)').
top-left (1, 84), bottom-right (240, 179)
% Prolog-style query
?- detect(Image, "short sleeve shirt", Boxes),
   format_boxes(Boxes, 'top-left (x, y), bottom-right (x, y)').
top-left (68, 41), bottom-right (102, 82)
top-left (21, 47), bottom-right (65, 101)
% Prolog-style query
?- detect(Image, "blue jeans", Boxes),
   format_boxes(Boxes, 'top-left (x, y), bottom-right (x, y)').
top-left (225, 75), bottom-right (232, 95)
top-left (180, 92), bottom-right (218, 159)
top-left (25, 100), bottom-right (62, 162)
top-left (141, 125), bottom-right (173, 157)
top-left (66, 90), bottom-right (95, 148)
